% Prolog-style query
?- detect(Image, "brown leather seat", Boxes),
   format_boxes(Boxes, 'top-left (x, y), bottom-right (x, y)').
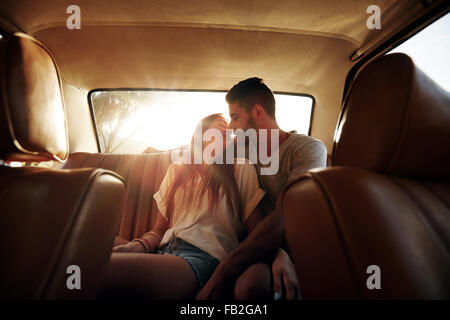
top-left (0, 33), bottom-right (126, 299)
top-left (281, 53), bottom-right (450, 299)
top-left (62, 152), bottom-right (173, 240)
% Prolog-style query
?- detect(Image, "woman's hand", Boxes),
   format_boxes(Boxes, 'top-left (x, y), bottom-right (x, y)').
top-left (272, 248), bottom-right (300, 300)
top-left (112, 241), bottom-right (146, 253)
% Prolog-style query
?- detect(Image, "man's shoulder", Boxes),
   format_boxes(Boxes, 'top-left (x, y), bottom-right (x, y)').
top-left (282, 133), bottom-right (327, 168)
top-left (285, 133), bottom-right (326, 151)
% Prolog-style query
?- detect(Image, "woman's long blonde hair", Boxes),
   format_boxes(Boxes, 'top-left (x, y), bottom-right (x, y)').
top-left (164, 114), bottom-right (242, 224)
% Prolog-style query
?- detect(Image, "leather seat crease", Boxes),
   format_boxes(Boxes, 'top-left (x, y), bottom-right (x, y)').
top-left (280, 53), bottom-right (450, 299)
top-left (62, 152), bottom-right (173, 240)
top-left (0, 33), bottom-right (126, 300)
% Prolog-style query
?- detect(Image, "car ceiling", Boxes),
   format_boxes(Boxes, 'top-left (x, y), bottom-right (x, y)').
top-left (0, 0), bottom-right (444, 152)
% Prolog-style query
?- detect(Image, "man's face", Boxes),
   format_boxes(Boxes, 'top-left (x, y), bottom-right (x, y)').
top-left (228, 102), bottom-right (257, 131)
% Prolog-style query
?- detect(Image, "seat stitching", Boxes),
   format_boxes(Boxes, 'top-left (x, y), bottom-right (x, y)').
top-left (39, 170), bottom-right (119, 298)
top-left (142, 155), bottom-right (155, 233)
top-left (309, 172), bottom-right (363, 298)
top-left (99, 153), bottom-right (107, 168)
top-left (80, 153), bottom-right (90, 167)
top-left (421, 182), bottom-right (450, 212)
top-left (386, 62), bottom-right (415, 174)
top-left (133, 155), bottom-right (149, 237)
top-left (128, 156), bottom-right (142, 239)
top-left (112, 154), bottom-right (121, 172)
top-left (389, 178), bottom-right (450, 260)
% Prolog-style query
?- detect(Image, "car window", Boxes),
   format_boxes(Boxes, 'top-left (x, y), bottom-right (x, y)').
top-left (90, 90), bottom-right (313, 153)
top-left (389, 13), bottom-right (449, 92)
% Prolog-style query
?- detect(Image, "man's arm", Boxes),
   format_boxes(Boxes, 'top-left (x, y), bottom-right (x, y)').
top-left (287, 139), bottom-right (327, 185)
top-left (196, 207), bottom-right (284, 299)
top-left (196, 138), bottom-right (327, 300)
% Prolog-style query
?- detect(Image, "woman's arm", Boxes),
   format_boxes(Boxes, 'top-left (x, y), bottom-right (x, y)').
top-left (136, 210), bottom-right (170, 252)
top-left (112, 210), bottom-right (169, 253)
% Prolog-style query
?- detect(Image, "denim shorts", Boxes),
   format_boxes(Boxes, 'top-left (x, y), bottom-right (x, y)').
top-left (157, 237), bottom-right (219, 289)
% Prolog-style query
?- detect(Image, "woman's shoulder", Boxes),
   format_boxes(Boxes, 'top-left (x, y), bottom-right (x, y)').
top-left (165, 161), bottom-right (184, 177)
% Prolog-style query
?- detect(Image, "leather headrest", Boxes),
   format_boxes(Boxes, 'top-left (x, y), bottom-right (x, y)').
top-left (0, 33), bottom-right (68, 162)
top-left (333, 53), bottom-right (450, 180)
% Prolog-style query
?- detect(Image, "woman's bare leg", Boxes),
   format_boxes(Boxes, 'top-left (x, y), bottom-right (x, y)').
top-left (113, 236), bottom-right (129, 246)
top-left (99, 252), bottom-right (198, 299)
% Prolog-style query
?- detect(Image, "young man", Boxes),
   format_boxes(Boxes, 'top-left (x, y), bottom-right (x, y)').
top-left (196, 77), bottom-right (327, 300)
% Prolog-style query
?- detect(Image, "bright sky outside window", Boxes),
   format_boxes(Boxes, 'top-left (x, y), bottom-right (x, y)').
top-left (91, 90), bottom-right (313, 153)
top-left (390, 13), bottom-right (449, 92)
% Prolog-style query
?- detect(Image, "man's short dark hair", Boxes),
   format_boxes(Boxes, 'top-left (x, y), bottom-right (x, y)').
top-left (226, 77), bottom-right (275, 118)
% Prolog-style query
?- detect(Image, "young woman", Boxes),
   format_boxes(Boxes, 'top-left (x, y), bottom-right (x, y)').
top-left (100, 114), bottom-right (266, 299)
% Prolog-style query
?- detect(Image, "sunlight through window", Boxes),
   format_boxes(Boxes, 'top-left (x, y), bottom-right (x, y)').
top-left (390, 13), bottom-right (449, 91)
top-left (91, 90), bottom-right (313, 153)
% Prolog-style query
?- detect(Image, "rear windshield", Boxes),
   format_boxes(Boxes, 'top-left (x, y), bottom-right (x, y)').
top-left (90, 90), bottom-right (313, 153)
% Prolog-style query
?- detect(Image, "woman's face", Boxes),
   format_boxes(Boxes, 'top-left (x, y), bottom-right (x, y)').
top-left (206, 116), bottom-right (232, 151)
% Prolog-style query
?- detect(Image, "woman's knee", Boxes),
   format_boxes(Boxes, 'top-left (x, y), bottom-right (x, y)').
top-left (234, 263), bottom-right (272, 300)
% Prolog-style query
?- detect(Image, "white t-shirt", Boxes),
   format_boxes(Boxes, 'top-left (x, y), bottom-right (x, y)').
top-left (153, 160), bottom-right (266, 261)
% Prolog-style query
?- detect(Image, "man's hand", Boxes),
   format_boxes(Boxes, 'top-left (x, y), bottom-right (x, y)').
top-left (112, 241), bottom-right (146, 253)
top-left (272, 248), bottom-right (300, 300)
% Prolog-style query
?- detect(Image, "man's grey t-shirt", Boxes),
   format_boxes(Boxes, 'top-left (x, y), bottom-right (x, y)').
top-left (250, 132), bottom-right (327, 215)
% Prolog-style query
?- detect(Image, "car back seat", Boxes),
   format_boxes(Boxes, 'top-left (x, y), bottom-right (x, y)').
top-left (63, 152), bottom-right (173, 240)
top-left (0, 33), bottom-right (126, 299)
top-left (281, 53), bottom-right (450, 299)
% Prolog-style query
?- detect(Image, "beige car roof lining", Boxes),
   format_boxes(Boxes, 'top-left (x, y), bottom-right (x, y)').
top-left (0, 0), bottom-right (445, 153)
